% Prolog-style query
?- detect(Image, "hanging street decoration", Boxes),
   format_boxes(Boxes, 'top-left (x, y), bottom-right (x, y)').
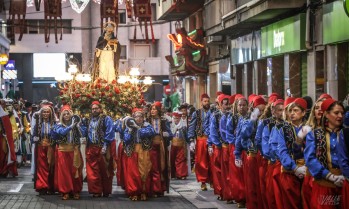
top-left (43, 0), bottom-right (63, 43)
top-left (166, 25), bottom-right (207, 76)
top-left (133, 0), bottom-right (154, 43)
top-left (9, 0), bottom-right (27, 41)
top-left (70, 0), bottom-right (90, 13)
top-left (100, 0), bottom-right (118, 34)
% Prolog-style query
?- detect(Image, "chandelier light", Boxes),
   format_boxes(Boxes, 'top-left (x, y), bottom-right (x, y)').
top-left (143, 76), bottom-right (153, 85)
top-left (129, 67), bottom-right (140, 76)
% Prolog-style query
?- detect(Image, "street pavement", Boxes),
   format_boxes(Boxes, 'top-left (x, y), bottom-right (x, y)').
top-left (0, 166), bottom-right (239, 209)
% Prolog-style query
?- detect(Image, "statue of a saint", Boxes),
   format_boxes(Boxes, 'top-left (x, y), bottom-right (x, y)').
top-left (93, 21), bottom-right (121, 83)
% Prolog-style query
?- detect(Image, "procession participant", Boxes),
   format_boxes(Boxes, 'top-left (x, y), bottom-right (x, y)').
top-left (80, 101), bottom-right (115, 197)
top-left (338, 127), bottom-right (349, 209)
top-left (170, 111), bottom-right (189, 179)
top-left (188, 93), bottom-right (211, 191)
top-left (178, 104), bottom-right (189, 127)
top-left (149, 101), bottom-right (173, 197)
top-left (305, 99), bottom-right (345, 209)
top-left (123, 108), bottom-right (155, 201)
top-left (239, 95), bottom-right (266, 209)
top-left (274, 98), bottom-right (308, 209)
top-left (32, 104), bottom-right (56, 194)
top-left (52, 105), bottom-right (83, 200)
top-left (227, 95), bottom-right (248, 208)
top-left (0, 101), bottom-right (16, 178)
top-left (298, 96), bottom-right (329, 209)
top-left (114, 118), bottom-right (125, 188)
top-left (254, 95), bottom-right (278, 209)
top-left (14, 100), bottom-right (30, 166)
top-left (208, 94), bottom-right (230, 200)
top-left (219, 94), bottom-right (236, 204)
top-left (261, 99), bottom-right (284, 209)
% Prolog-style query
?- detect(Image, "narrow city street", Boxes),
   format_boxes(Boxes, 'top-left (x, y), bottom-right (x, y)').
top-left (0, 166), bottom-right (238, 209)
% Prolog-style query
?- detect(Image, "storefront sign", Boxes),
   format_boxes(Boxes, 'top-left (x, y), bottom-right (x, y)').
top-left (261, 14), bottom-right (305, 57)
top-left (231, 31), bottom-right (261, 65)
top-left (323, 1), bottom-right (349, 44)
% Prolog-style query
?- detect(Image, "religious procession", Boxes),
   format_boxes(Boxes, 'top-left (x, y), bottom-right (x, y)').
top-left (0, 90), bottom-right (349, 209)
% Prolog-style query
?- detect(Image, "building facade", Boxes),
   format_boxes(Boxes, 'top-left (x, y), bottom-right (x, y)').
top-left (5, 0), bottom-right (171, 103)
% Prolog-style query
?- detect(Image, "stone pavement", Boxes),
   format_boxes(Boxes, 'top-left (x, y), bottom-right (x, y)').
top-left (0, 166), bottom-right (239, 209)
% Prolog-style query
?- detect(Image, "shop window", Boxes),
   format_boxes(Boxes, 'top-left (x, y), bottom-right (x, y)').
top-left (120, 45), bottom-right (127, 60)
top-left (315, 50), bottom-right (325, 98)
top-left (134, 44), bottom-right (150, 58)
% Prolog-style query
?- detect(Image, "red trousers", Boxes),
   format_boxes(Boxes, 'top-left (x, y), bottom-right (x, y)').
top-left (35, 145), bottom-right (54, 192)
top-left (150, 138), bottom-right (167, 195)
top-left (195, 136), bottom-right (210, 183)
top-left (56, 148), bottom-right (83, 194)
top-left (302, 175), bottom-right (313, 209)
top-left (116, 142), bottom-right (124, 187)
top-left (170, 143), bottom-right (188, 178)
top-left (265, 162), bottom-right (277, 209)
top-left (311, 181), bottom-right (342, 209)
top-left (244, 154), bottom-right (262, 209)
top-left (86, 145), bottom-right (113, 195)
top-left (210, 145), bottom-right (223, 196)
top-left (0, 136), bottom-right (17, 177)
top-left (231, 150), bottom-right (246, 203)
top-left (342, 180), bottom-right (349, 209)
top-left (258, 153), bottom-right (268, 209)
top-left (221, 145), bottom-right (232, 201)
top-left (279, 171), bottom-right (302, 209)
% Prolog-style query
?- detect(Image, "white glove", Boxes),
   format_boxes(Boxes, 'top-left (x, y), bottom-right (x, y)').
top-left (33, 136), bottom-right (39, 142)
top-left (208, 146), bottom-right (213, 156)
top-left (250, 108), bottom-right (260, 121)
top-left (163, 132), bottom-right (170, 137)
top-left (189, 142), bottom-right (195, 152)
top-left (235, 159), bottom-right (242, 168)
top-left (294, 166), bottom-right (306, 179)
top-left (334, 175), bottom-right (345, 187)
top-left (80, 137), bottom-right (86, 144)
top-left (101, 144), bottom-right (107, 154)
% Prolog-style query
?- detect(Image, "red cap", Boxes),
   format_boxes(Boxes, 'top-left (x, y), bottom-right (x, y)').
top-left (284, 97), bottom-right (296, 107)
top-left (235, 94), bottom-right (245, 100)
top-left (216, 91), bottom-right (223, 96)
top-left (132, 108), bottom-right (143, 114)
top-left (218, 94), bottom-right (229, 104)
top-left (172, 111), bottom-right (182, 118)
top-left (268, 95), bottom-right (278, 104)
top-left (269, 92), bottom-right (280, 98)
top-left (319, 93), bottom-right (332, 100)
top-left (321, 98), bottom-right (336, 112)
top-left (253, 96), bottom-right (266, 108)
top-left (293, 98), bottom-right (307, 110)
top-left (201, 93), bottom-right (210, 100)
top-left (229, 94), bottom-right (236, 105)
top-left (91, 101), bottom-right (100, 106)
top-left (248, 94), bottom-right (257, 104)
top-left (272, 99), bottom-right (284, 107)
top-left (60, 105), bottom-right (71, 112)
top-left (153, 101), bottom-right (162, 108)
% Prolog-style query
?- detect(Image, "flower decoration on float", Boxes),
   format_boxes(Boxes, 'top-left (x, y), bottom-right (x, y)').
top-left (56, 62), bottom-right (153, 119)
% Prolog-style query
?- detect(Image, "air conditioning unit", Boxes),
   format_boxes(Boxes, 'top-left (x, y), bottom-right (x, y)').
top-left (207, 35), bottom-right (225, 45)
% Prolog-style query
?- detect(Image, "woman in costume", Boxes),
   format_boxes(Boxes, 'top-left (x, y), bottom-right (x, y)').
top-left (32, 105), bottom-right (56, 195)
top-left (305, 98), bottom-right (345, 209)
top-left (149, 102), bottom-right (172, 197)
top-left (123, 108), bottom-right (155, 200)
top-left (52, 105), bottom-right (83, 200)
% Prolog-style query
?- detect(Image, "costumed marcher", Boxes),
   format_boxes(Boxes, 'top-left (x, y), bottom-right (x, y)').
top-left (305, 99), bottom-right (345, 209)
top-left (178, 104), bottom-right (188, 127)
top-left (80, 101), bottom-right (115, 197)
top-left (170, 111), bottom-right (188, 179)
top-left (275, 98), bottom-right (308, 209)
top-left (261, 99), bottom-right (284, 209)
top-left (0, 101), bottom-right (16, 178)
top-left (123, 108), bottom-right (155, 201)
top-left (149, 101), bottom-right (173, 197)
top-left (227, 94), bottom-right (249, 208)
top-left (188, 93), bottom-right (211, 191)
top-left (338, 127), bottom-right (349, 209)
top-left (239, 95), bottom-right (266, 209)
top-left (14, 100), bottom-right (30, 167)
top-left (52, 105), bottom-right (83, 200)
top-left (208, 94), bottom-right (230, 200)
top-left (94, 21), bottom-right (121, 83)
top-left (32, 104), bottom-right (56, 194)
top-left (114, 118), bottom-right (125, 188)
